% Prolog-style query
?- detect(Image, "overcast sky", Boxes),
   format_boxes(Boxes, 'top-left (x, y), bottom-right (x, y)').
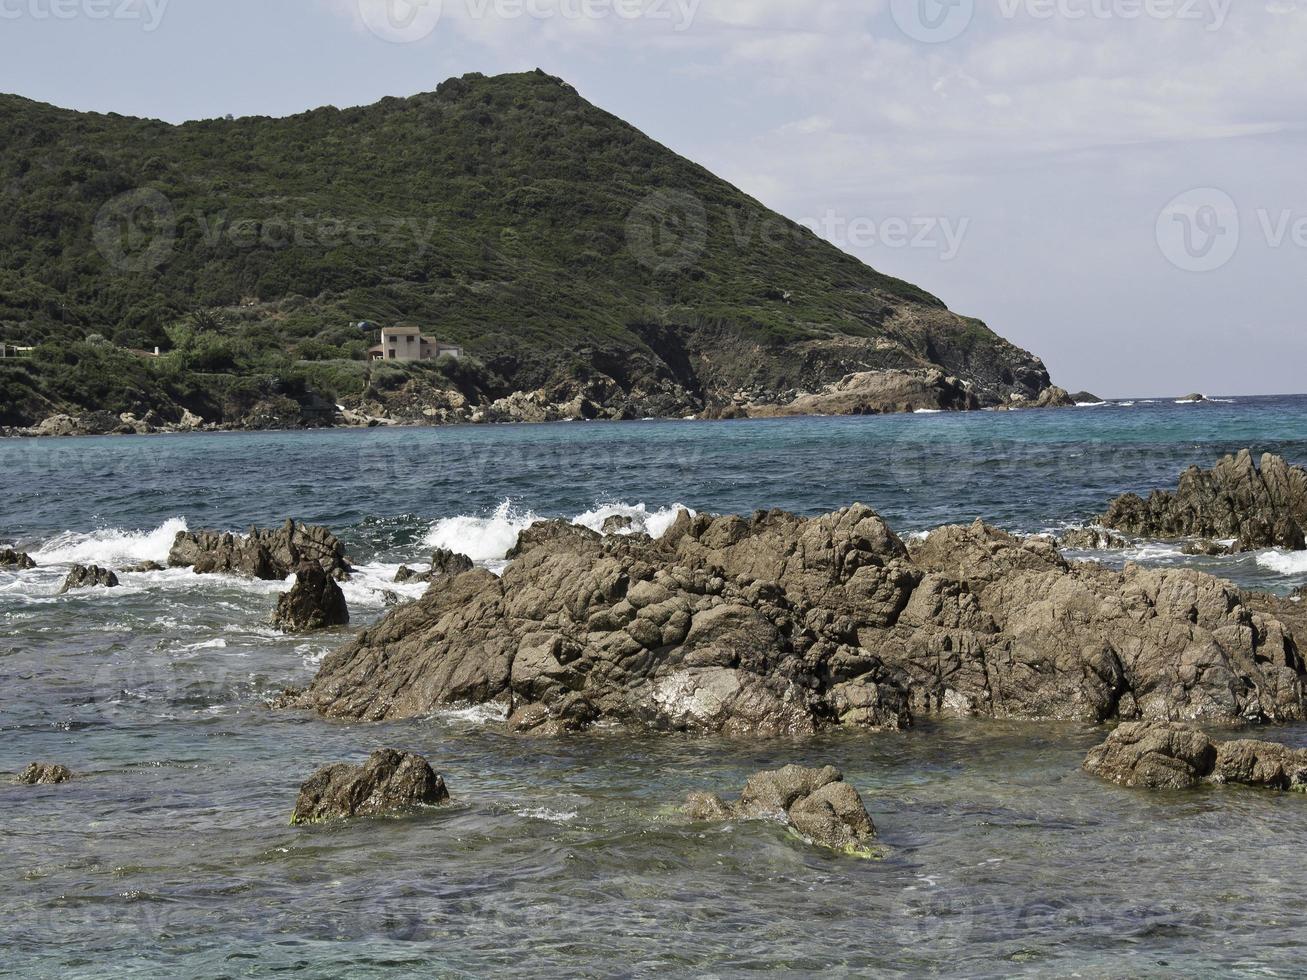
top-left (3, 0), bottom-right (1304, 397)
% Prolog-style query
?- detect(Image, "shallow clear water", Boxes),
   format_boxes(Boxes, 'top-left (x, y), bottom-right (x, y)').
top-left (3, 397), bottom-right (1307, 976)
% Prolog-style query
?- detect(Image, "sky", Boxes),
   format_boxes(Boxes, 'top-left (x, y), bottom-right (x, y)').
top-left (2, 0), bottom-right (1305, 398)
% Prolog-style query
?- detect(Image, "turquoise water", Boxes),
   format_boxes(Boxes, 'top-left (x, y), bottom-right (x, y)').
top-left (3, 397), bottom-right (1307, 976)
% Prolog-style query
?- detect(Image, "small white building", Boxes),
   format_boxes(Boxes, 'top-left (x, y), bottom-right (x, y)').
top-left (368, 325), bottom-right (463, 363)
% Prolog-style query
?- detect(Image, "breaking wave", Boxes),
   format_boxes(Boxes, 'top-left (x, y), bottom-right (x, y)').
top-left (1256, 550), bottom-right (1307, 577)
top-left (31, 518), bottom-right (187, 567)
top-left (424, 500), bottom-right (693, 566)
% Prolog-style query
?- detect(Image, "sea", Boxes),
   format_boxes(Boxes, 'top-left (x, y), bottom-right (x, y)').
top-left (2, 395), bottom-right (1306, 977)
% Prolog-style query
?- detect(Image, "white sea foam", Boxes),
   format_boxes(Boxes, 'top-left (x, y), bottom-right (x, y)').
top-left (424, 500), bottom-right (693, 568)
top-left (424, 500), bottom-right (540, 565)
top-left (32, 518), bottom-right (188, 567)
top-left (1256, 550), bottom-right (1307, 576)
top-left (1118, 401), bottom-right (1136, 407)
top-left (1076, 401), bottom-right (1108, 408)
top-left (572, 502), bottom-right (693, 540)
top-left (913, 409), bottom-right (943, 414)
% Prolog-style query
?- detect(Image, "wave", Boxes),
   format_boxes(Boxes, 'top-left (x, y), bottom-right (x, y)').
top-left (1076, 401), bottom-right (1108, 408)
top-left (572, 502), bottom-right (693, 539)
top-left (31, 518), bottom-right (187, 567)
top-left (424, 500), bottom-right (694, 567)
top-left (1256, 550), bottom-right (1307, 576)
top-left (423, 500), bottom-right (541, 565)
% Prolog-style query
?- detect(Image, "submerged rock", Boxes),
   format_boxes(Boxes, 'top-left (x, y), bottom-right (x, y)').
top-left (1084, 721), bottom-right (1307, 791)
top-left (57, 565), bottom-right (119, 594)
top-left (274, 561), bottom-right (350, 632)
top-left (121, 560), bottom-right (165, 573)
top-left (0, 548), bottom-right (36, 569)
top-left (169, 519), bottom-right (351, 580)
top-left (18, 763), bottom-right (73, 785)
top-left (684, 765), bottom-right (877, 853)
top-left (288, 504), bottom-right (1307, 736)
top-left (290, 749), bottom-right (450, 825)
top-left (1101, 450), bottom-right (1307, 551)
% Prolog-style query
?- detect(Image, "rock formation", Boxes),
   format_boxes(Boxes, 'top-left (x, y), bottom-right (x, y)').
top-left (685, 765), bottom-right (877, 853)
top-left (1070, 391), bottom-right (1103, 404)
top-left (395, 548), bottom-right (475, 585)
top-left (169, 520), bottom-right (351, 580)
top-left (1032, 386), bottom-right (1076, 409)
top-left (290, 505), bottom-right (1306, 736)
top-left (1057, 527), bottom-right (1128, 550)
top-left (289, 749), bottom-right (449, 825)
top-left (1101, 450), bottom-right (1307, 551)
top-left (1084, 721), bottom-right (1307, 791)
top-left (18, 763), bottom-right (73, 785)
top-left (274, 562), bottom-right (350, 632)
top-left (747, 368), bottom-right (980, 418)
top-left (0, 548), bottom-right (36, 569)
top-left (57, 565), bottom-right (119, 594)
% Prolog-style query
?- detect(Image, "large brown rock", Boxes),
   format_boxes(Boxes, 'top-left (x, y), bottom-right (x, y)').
top-left (289, 504), bottom-right (1307, 736)
top-left (1085, 721), bottom-right (1307, 792)
top-left (684, 765), bottom-right (877, 853)
top-left (169, 519), bottom-right (351, 580)
top-left (289, 749), bottom-right (449, 825)
top-left (274, 562), bottom-right (350, 632)
top-left (1101, 450), bottom-right (1307, 551)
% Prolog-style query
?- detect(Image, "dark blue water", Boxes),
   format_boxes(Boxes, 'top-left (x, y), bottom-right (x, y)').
top-left (3, 398), bottom-right (1307, 977)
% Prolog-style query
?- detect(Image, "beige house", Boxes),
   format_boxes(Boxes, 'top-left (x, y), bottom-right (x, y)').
top-left (368, 325), bottom-right (463, 362)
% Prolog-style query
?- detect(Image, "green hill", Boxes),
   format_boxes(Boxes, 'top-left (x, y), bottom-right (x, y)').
top-left (0, 69), bottom-right (1050, 428)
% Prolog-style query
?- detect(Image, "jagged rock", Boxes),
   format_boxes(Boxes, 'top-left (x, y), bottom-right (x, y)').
top-left (1182, 540), bottom-right (1233, 557)
top-left (289, 749), bottom-right (449, 824)
top-left (1057, 527), bottom-right (1128, 550)
top-left (1101, 450), bottom-right (1307, 551)
top-left (169, 519), bottom-right (351, 580)
top-left (395, 549), bottom-right (474, 585)
top-left (121, 560), bottom-right (164, 573)
top-left (1033, 386), bottom-right (1076, 409)
top-left (0, 548), bottom-right (36, 569)
top-left (274, 561), bottom-right (350, 632)
top-left (57, 565), bottom-right (119, 594)
top-left (684, 765), bottom-right (877, 853)
top-left (17, 763), bottom-right (73, 785)
top-left (1084, 721), bottom-right (1307, 792)
top-left (289, 504), bottom-right (1307, 735)
top-left (602, 515), bottom-right (634, 534)
top-left (33, 414), bottom-right (81, 437)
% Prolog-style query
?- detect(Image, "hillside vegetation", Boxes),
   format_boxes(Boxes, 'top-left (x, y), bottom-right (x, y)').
top-left (0, 69), bottom-right (1050, 427)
